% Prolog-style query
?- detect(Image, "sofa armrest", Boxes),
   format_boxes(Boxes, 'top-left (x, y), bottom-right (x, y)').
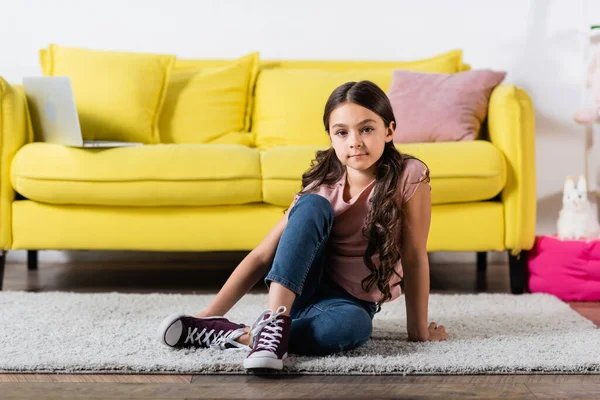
top-left (487, 84), bottom-right (536, 254)
top-left (0, 78), bottom-right (31, 249)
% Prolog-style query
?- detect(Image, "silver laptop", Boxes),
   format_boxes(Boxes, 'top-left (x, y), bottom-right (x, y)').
top-left (23, 76), bottom-right (142, 148)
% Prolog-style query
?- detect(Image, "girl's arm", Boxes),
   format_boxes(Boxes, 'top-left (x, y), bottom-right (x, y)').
top-left (199, 210), bottom-right (291, 317)
top-left (400, 183), bottom-right (447, 341)
top-left (199, 250), bottom-right (270, 317)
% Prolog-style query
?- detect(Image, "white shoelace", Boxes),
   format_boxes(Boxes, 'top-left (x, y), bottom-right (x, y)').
top-left (211, 328), bottom-right (250, 351)
top-left (184, 326), bottom-right (248, 350)
top-left (249, 305), bottom-right (287, 351)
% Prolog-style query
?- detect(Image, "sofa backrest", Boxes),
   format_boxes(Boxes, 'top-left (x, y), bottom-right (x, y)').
top-left (38, 46), bottom-right (468, 149)
top-left (249, 50), bottom-right (468, 150)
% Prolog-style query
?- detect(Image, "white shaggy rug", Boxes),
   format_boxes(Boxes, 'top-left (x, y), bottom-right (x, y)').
top-left (1, 291), bottom-right (599, 375)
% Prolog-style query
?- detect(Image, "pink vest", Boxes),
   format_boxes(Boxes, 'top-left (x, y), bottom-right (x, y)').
top-left (290, 159), bottom-right (429, 303)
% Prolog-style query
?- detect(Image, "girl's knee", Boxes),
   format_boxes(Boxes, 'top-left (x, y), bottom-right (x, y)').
top-left (336, 308), bottom-right (373, 351)
top-left (292, 194), bottom-right (334, 223)
top-left (318, 308), bottom-right (372, 354)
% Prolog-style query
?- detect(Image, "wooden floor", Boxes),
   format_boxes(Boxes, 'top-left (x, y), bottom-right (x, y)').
top-left (2, 252), bottom-right (600, 399)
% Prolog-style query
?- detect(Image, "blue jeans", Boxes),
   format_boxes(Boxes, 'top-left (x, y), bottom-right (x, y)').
top-left (264, 194), bottom-right (377, 356)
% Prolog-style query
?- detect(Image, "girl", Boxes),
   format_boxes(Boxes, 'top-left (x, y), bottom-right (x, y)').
top-left (158, 80), bottom-right (448, 371)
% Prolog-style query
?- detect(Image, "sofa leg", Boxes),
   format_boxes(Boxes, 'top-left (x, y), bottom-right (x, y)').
top-left (476, 252), bottom-right (487, 292)
top-left (508, 250), bottom-right (528, 294)
top-left (28, 250), bottom-right (38, 271)
top-left (0, 250), bottom-right (6, 290)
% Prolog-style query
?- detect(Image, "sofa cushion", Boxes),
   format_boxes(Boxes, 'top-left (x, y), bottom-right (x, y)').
top-left (261, 140), bottom-right (506, 206)
top-left (388, 69), bottom-right (506, 143)
top-left (173, 53), bottom-right (260, 137)
top-left (39, 44), bottom-right (175, 144)
top-left (11, 143), bottom-right (261, 207)
top-left (252, 50), bottom-right (465, 150)
top-left (160, 52), bottom-right (259, 145)
top-left (257, 49), bottom-right (465, 72)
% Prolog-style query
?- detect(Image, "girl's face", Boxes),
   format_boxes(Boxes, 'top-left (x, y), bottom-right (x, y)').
top-left (328, 102), bottom-right (394, 174)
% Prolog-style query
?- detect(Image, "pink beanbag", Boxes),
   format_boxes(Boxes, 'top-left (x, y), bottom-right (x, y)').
top-left (528, 235), bottom-right (600, 301)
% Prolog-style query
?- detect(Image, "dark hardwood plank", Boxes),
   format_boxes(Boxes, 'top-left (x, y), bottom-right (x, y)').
top-left (0, 382), bottom-right (536, 399)
top-left (0, 374), bottom-right (191, 383)
top-left (570, 303), bottom-right (600, 327)
top-left (191, 374), bottom-right (600, 384)
top-left (5, 373), bottom-right (600, 385)
top-left (527, 383), bottom-right (600, 399)
top-left (1, 257), bottom-right (512, 294)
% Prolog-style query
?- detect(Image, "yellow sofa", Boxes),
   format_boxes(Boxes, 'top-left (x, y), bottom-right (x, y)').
top-left (0, 47), bottom-right (536, 293)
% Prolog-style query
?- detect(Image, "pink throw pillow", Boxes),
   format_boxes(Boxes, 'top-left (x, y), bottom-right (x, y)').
top-left (387, 69), bottom-right (506, 143)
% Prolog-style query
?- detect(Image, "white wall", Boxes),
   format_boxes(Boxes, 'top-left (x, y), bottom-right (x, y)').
top-left (1, 0), bottom-right (598, 263)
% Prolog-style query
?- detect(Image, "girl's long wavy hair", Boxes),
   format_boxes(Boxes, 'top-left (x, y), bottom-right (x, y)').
top-left (293, 80), bottom-right (429, 312)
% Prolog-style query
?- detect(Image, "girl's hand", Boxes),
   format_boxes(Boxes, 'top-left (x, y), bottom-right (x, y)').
top-left (408, 322), bottom-right (448, 342)
top-left (425, 322), bottom-right (448, 341)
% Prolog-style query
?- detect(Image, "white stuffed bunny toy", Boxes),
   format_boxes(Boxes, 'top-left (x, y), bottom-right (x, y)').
top-left (557, 175), bottom-right (600, 240)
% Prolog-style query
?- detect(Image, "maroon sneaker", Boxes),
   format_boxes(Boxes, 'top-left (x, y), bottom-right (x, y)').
top-left (158, 313), bottom-right (249, 351)
top-left (243, 306), bottom-right (292, 370)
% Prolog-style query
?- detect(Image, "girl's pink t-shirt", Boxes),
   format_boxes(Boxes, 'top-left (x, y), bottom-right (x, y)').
top-left (289, 159), bottom-right (430, 303)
